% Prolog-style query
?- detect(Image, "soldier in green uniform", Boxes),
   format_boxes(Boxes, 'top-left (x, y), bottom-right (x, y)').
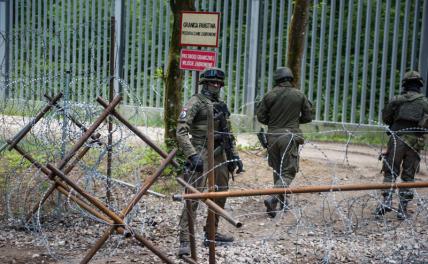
top-left (256, 67), bottom-right (313, 218)
top-left (375, 70), bottom-right (428, 220)
top-left (176, 67), bottom-right (244, 257)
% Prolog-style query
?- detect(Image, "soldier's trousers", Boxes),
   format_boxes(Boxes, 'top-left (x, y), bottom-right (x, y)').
top-left (267, 133), bottom-right (299, 189)
top-left (382, 134), bottom-right (423, 201)
top-left (179, 148), bottom-right (230, 243)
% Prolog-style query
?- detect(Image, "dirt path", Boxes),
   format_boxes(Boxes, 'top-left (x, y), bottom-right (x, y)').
top-left (1, 140), bottom-right (427, 263)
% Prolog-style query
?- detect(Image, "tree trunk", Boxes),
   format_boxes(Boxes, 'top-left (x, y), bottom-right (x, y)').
top-left (164, 0), bottom-right (195, 149)
top-left (287, 0), bottom-right (311, 87)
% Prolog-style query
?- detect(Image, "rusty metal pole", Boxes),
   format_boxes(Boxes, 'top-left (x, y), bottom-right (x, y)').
top-left (96, 97), bottom-right (179, 167)
top-left (175, 181), bottom-right (428, 200)
top-left (176, 177), bottom-right (242, 228)
top-left (207, 104), bottom-right (216, 264)
top-left (23, 96), bottom-right (121, 219)
top-left (107, 16), bottom-right (116, 203)
top-left (81, 149), bottom-right (177, 263)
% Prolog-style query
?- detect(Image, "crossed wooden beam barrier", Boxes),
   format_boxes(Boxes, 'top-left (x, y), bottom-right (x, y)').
top-left (30, 94), bottom-right (169, 215)
top-left (6, 94), bottom-right (179, 263)
top-left (0, 92), bottom-right (98, 221)
top-left (11, 140), bottom-right (113, 224)
top-left (46, 150), bottom-right (177, 264)
top-left (9, 96), bottom-right (121, 220)
top-left (23, 95), bottom-right (122, 220)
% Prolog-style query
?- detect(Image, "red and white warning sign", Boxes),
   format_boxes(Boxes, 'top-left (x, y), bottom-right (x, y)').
top-left (179, 49), bottom-right (217, 72)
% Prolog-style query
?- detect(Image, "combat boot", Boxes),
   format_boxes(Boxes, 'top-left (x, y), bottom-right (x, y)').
top-left (177, 241), bottom-right (190, 257)
top-left (203, 232), bottom-right (234, 246)
top-left (264, 196), bottom-right (278, 218)
top-left (374, 194), bottom-right (392, 216)
top-left (397, 200), bottom-right (409, 220)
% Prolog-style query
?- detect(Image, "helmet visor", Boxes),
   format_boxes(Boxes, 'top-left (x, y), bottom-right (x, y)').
top-left (202, 69), bottom-right (225, 80)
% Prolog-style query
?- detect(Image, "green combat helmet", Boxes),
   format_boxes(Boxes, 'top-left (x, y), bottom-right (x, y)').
top-left (402, 70), bottom-right (424, 88)
top-left (274, 67), bottom-right (294, 84)
top-left (199, 67), bottom-right (225, 85)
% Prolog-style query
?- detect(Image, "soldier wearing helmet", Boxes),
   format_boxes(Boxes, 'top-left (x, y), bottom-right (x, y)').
top-left (401, 70), bottom-right (425, 91)
top-left (375, 70), bottom-right (428, 220)
top-left (176, 67), bottom-right (244, 257)
top-left (256, 67), bottom-right (313, 218)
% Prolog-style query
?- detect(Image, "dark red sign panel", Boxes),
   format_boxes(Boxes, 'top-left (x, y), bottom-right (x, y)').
top-left (179, 49), bottom-right (217, 72)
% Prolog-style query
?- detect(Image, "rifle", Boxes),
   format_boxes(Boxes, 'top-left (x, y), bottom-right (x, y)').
top-left (257, 127), bottom-right (268, 148)
top-left (213, 103), bottom-right (237, 179)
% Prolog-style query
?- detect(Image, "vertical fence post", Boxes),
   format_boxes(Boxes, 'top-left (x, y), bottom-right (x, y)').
top-left (107, 16), bottom-right (116, 204)
top-left (115, 0), bottom-right (124, 94)
top-left (245, 0), bottom-right (260, 121)
top-left (0, 0), bottom-right (10, 101)
top-left (420, 0), bottom-right (428, 96)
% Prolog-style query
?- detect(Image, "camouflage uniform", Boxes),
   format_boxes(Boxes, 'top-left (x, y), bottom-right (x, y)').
top-left (257, 69), bottom-right (312, 217)
top-left (376, 70), bottom-right (428, 219)
top-left (176, 84), bottom-right (240, 246)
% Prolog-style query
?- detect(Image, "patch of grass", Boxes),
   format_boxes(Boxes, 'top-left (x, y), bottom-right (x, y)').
top-left (1, 100), bottom-right (45, 117)
top-left (113, 146), bottom-right (163, 178)
top-left (0, 151), bottom-right (32, 172)
top-left (0, 148), bottom-right (36, 190)
top-left (302, 123), bottom-right (386, 146)
top-left (126, 113), bottom-right (164, 127)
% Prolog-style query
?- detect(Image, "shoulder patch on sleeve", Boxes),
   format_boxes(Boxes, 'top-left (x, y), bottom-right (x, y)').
top-left (179, 107), bottom-right (188, 120)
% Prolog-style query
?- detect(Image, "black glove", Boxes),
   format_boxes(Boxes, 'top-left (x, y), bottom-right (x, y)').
top-left (233, 155), bottom-right (244, 174)
top-left (188, 154), bottom-right (204, 173)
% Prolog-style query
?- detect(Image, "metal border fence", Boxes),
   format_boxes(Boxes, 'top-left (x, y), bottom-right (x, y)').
top-left (0, 0), bottom-right (427, 126)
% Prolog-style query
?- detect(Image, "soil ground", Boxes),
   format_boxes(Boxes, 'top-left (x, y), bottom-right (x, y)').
top-left (1, 140), bottom-right (427, 263)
